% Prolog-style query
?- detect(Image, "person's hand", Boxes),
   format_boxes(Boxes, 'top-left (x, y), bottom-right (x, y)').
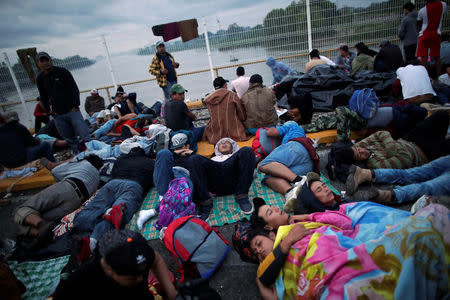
top-left (161, 69), bottom-right (169, 75)
top-left (48, 110), bottom-right (56, 116)
top-left (287, 108), bottom-right (300, 122)
top-left (280, 223), bottom-right (310, 253)
top-left (173, 62), bottom-right (180, 68)
top-left (338, 65), bottom-right (344, 69)
top-left (289, 214), bottom-right (310, 224)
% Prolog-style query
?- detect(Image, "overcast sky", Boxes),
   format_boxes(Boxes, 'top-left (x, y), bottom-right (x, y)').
top-left (0, 0), bottom-right (387, 59)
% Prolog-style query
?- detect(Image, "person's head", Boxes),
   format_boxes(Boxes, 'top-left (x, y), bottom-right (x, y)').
top-left (309, 49), bottom-right (320, 59)
top-left (170, 84), bottom-right (186, 101)
top-left (213, 77), bottom-right (229, 90)
top-left (355, 42), bottom-right (368, 55)
top-left (379, 40), bottom-right (390, 49)
top-left (83, 154), bottom-right (103, 170)
top-left (249, 74), bottom-right (263, 85)
top-left (266, 56), bottom-right (276, 67)
top-left (36, 52), bottom-right (53, 73)
top-left (3, 111), bottom-right (19, 124)
top-left (339, 45), bottom-right (349, 56)
top-left (442, 33), bottom-right (450, 43)
top-left (250, 197), bottom-right (289, 231)
top-left (236, 66), bottom-right (245, 77)
top-left (170, 133), bottom-right (189, 150)
top-left (248, 226), bottom-right (276, 262)
top-left (352, 145), bottom-right (370, 162)
top-left (98, 229), bottom-right (154, 287)
top-left (156, 41), bottom-right (165, 54)
top-left (91, 89), bottom-right (98, 97)
top-left (217, 139), bottom-right (233, 155)
top-left (307, 173), bottom-right (335, 207)
top-left (403, 2), bottom-right (415, 15)
top-left (36, 96), bottom-right (41, 102)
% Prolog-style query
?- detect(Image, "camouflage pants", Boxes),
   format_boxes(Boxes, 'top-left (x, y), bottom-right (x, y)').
top-left (302, 106), bottom-right (366, 141)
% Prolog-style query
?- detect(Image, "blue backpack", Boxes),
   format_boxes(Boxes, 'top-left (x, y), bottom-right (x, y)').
top-left (348, 88), bottom-right (380, 119)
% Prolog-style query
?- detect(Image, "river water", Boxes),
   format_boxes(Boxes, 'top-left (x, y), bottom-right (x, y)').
top-left (3, 46), bottom-right (313, 128)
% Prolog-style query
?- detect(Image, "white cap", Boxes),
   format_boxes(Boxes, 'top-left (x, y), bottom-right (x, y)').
top-left (97, 110), bottom-right (106, 119)
top-left (91, 88), bottom-right (98, 93)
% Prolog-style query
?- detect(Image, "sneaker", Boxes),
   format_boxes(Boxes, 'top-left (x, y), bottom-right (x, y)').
top-left (237, 198), bottom-right (254, 214)
top-left (284, 180), bottom-right (303, 204)
top-left (411, 195), bottom-right (430, 214)
top-left (103, 203), bottom-right (126, 229)
top-left (198, 203), bottom-right (213, 221)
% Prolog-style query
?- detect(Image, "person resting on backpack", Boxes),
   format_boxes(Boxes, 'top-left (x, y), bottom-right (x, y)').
top-left (257, 121), bottom-right (318, 206)
top-left (333, 110), bottom-right (450, 171)
top-left (187, 138), bottom-right (256, 220)
top-left (234, 202), bottom-right (449, 300)
top-left (54, 229), bottom-right (177, 300)
top-left (92, 113), bottom-right (152, 143)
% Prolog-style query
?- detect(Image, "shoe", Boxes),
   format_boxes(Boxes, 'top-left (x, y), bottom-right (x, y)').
top-left (104, 203), bottom-right (127, 229)
top-left (410, 195), bottom-right (430, 214)
top-left (37, 220), bottom-right (57, 243)
top-left (75, 236), bottom-right (91, 263)
top-left (345, 165), bottom-right (373, 195)
top-left (366, 188), bottom-right (393, 205)
top-left (198, 203), bottom-right (213, 221)
top-left (284, 180), bottom-right (303, 204)
top-left (237, 198), bottom-right (254, 214)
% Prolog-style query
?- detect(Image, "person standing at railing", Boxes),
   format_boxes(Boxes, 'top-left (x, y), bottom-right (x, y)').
top-left (398, 2), bottom-right (419, 62)
top-left (231, 66), bottom-right (250, 99)
top-left (148, 41), bottom-right (180, 104)
top-left (84, 88), bottom-right (105, 124)
top-left (36, 51), bottom-right (91, 154)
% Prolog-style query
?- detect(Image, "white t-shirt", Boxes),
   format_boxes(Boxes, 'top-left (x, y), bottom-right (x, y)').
top-left (231, 76), bottom-right (250, 98)
top-left (319, 55), bottom-right (337, 66)
top-left (396, 65), bottom-right (436, 99)
top-left (439, 73), bottom-right (450, 86)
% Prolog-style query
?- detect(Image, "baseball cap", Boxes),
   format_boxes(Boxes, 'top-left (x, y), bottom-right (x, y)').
top-left (156, 41), bottom-right (165, 47)
top-left (3, 111), bottom-right (19, 123)
top-left (97, 110), bottom-right (106, 119)
top-left (91, 88), bottom-right (98, 94)
top-left (98, 229), bottom-right (155, 276)
top-left (249, 74), bottom-right (263, 84)
top-left (36, 52), bottom-right (51, 60)
top-left (213, 77), bottom-right (229, 89)
top-left (170, 84), bottom-right (187, 94)
top-left (170, 133), bottom-right (188, 150)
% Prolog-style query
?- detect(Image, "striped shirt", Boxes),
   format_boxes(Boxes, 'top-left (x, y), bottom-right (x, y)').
top-left (356, 130), bottom-right (421, 169)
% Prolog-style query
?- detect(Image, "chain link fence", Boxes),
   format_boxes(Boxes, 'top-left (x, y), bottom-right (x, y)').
top-left (1, 0), bottom-right (448, 128)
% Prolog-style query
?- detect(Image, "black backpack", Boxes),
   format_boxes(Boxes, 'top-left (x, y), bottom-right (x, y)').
top-left (326, 142), bottom-right (353, 183)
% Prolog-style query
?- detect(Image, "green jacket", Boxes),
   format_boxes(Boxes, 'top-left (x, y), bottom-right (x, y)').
top-left (351, 54), bottom-right (374, 76)
top-left (356, 131), bottom-right (422, 169)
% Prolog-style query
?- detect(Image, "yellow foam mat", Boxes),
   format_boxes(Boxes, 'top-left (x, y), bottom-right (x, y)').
top-left (0, 168), bottom-right (55, 193)
top-left (186, 100), bottom-right (204, 109)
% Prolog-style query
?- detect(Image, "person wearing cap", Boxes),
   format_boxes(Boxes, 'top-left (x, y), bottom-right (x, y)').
top-left (374, 40), bottom-right (404, 72)
top-left (36, 51), bottom-right (91, 154)
top-left (53, 229), bottom-right (177, 300)
top-left (335, 45), bottom-right (356, 72)
top-left (398, 2), bottom-right (419, 62)
top-left (149, 41), bottom-right (180, 100)
top-left (73, 147), bottom-right (155, 260)
top-left (231, 66), bottom-right (250, 98)
top-left (84, 88), bottom-right (105, 121)
top-left (203, 76), bottom-right (248, 144)
top-left (0, 111), bottom-right (55, 169)
top-left (164, 84), bottom-right (204, 141)
top-left (304, 49), bottom-right (327, 73)
top-left (240, 74), bottom-right (278, 135)
top-left (351, 42), bottom-right (375, 76)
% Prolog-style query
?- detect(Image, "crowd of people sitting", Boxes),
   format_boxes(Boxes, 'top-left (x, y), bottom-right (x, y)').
top-left (1, 1), bottom-right (450, 298)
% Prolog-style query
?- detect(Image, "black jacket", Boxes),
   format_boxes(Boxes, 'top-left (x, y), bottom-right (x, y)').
top-left (0, 122), bottom-right (40, 168)
top-left (36, 66), bottom-right (80, 114)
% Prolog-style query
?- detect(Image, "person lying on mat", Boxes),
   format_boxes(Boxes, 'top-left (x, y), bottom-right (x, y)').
top-left (54, 229), bottom-right (177, 300)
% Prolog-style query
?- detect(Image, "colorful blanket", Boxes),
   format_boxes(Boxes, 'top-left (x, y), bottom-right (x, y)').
top-left (9, 255), bottom-right (70, 300)
top-left (273, 202), bottom-right (449, 299)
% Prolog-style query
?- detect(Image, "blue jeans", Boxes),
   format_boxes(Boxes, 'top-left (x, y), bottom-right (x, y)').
top-left (161, 80), bottom-right (177, 100)
top-left (54, 110), bottom-right (91, 154)
top-left (25, 142), bottom-right (55, 163)
top-left (259, 141), bottom-right (313, 180)
top-left (153, 149), bottom-right (192, 196)
top-left (93, 119), bottom-right (117, 139)
top-left (374, 155), bottom-right (450, 204)
top-left (73, 179), bottom-right (144, 240)
top-left (437, 87), bottom-right (450, 105)
top-left (87, 112), bottom-right (100, 124)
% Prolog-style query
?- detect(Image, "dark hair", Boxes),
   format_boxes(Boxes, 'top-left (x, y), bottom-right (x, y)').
top-left (84, 154), bottom-right (103, 170)
top-left (309, 49), bottom-right (320, 59)
top-left (333, 145), bottom-right (355, 165)
top-left (287, 92), bottom-right (313, 124)
top-left (236, 66), bottom-right (245, 76)
top-left (403, 2), bottom-right (415, 11)
top-left (136, 116), bottom-right (152, 129)
top-left (246, 225), bottom-right (272, 248)
top-left (250, 197), bottom-right (267, 228)
top-left (340, 45), bottom-right (349, 52)
top-left (442, 33), bottom-right (450, 42)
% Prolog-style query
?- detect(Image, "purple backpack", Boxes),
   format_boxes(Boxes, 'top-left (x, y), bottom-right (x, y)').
top-left (154, 177), bottom-right (196, 231)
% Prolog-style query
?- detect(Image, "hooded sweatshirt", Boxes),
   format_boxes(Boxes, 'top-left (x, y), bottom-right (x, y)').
top-left (203, 88), bottom-right (248, 145)
top-left (211, 137), bottom-right (240, 162)
top-left (266, 57), bottom-right (294, 84)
